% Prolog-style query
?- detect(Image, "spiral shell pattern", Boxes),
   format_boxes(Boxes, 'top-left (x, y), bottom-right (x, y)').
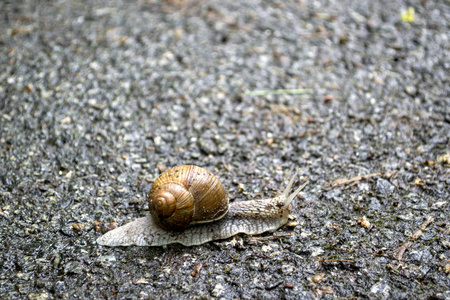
top-left (148, 165), bottom-right (229, 231)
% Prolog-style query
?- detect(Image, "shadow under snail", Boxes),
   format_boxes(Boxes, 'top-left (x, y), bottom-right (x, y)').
top-left (97, 165), bottom-right (308, 247)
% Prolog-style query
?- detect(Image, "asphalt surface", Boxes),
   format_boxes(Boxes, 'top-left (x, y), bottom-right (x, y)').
top-left (1, 1), bottom-right (449, 299)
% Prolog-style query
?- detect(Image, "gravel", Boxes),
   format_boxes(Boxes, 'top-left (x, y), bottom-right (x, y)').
top-left (1, 0), bottom-right (449, 299)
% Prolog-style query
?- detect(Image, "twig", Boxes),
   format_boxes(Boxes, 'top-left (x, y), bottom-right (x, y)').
top-left (393, 214), bottom-right (435, 261)
top-left (392, 241), bottom-right (413, 261)
top-left (327, 170), bottom-right (398, 188)
top-left (247, 233), bottom-right (293, 244)
top-left (328, 173), bottom-right (381, 188)
top-left (411, 214), bottom-right (435, 240)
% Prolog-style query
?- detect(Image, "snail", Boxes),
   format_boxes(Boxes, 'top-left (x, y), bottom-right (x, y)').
top-left (96, 165), bottom-right (308, 247)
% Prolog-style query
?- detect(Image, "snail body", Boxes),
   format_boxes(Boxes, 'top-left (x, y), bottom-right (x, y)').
top-left (97, 165), bottom-right (308, 247)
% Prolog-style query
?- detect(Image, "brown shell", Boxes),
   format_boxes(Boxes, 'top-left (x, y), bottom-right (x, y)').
top-left (148, 165), bottom-right (229, 231)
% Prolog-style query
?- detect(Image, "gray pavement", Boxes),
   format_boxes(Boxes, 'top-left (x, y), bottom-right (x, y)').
top-left (0, 1), bottom-right (449, 299)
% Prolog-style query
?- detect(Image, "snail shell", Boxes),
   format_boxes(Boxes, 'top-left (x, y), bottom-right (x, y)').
top-left (97, 166), bottom-right (308, 247)
top-left (148, 165), bottom-right (228, 231)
